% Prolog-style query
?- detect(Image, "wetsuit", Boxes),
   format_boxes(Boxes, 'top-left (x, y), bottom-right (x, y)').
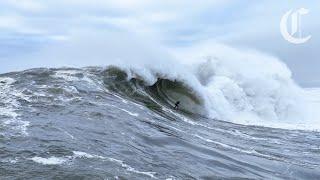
top-left (174, 101), bottom-right (180, 110)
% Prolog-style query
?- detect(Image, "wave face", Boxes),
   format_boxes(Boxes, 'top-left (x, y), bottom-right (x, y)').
top-left (1, 67), bottom-right (320, 179)
top-left (102, 67), bottom-right (205, 116)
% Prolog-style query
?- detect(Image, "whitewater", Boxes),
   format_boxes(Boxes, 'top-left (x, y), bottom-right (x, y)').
top-left (85, 40), bottom-right (319, 131)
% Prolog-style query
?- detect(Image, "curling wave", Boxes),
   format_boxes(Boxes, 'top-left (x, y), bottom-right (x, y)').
top-left (95, 42), bottom-right (318, 130)
top-left (102, 67), bottom-right (205, 116)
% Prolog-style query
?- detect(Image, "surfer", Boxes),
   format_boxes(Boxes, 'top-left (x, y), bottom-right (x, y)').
top-left (174, 101), bottom-right (180, 110)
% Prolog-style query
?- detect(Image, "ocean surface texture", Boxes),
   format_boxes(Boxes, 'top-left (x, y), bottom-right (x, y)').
top-left (1, 67), bottom-right (320, 179)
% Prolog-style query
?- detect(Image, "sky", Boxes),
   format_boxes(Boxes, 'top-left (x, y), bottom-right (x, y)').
top-left (0, 0), bottom-right (319, 86)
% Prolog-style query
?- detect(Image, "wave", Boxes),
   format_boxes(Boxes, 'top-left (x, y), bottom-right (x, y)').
top-left (93, 43), bottom-right (319, 130)
top-left (2, 38), bottom-right (319, 130)
top-left (1, 63), bottom-right (318, 130)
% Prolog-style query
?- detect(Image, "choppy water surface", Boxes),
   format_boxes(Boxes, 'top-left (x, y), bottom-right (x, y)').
top-left (1, 67), bottom-right (320, 179)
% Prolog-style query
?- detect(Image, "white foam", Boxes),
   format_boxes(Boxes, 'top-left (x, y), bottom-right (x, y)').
top-left (0, 77), bottom-right (16, 85)
top-left (105, 103), bottom-right (139, 117)
top-left (1, 158), bottom-right (19, 164)
top-left (30, 156), bottom-right (68, 165)
top-left (52, 70), bottom-right (105, 92)
top-left (52, 70), bottom-right (81, 81)
top-left (194, 134), bottom-right (275, 159)
top-left (30, 151), bottom-right (157, 178)
top-left (0, 77), bottom-right (31, 136)
top-left (57, 127), bottom-right (76, 140)
top-left (0, 107), bottom-right (19, 119)
top-left (119, 108), bottom-right (139, 117)
top-left (112, 93), bottom-right (128, 104)
top-left (73, 151), bottom-right (156, 178)
top-left (73, 151), bottom-right (105, 159)
top-left (118, 162), bottom-right (157, 178)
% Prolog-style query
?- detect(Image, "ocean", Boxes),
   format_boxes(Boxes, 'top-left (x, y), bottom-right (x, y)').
top-left (1, 66), bottom-right (319, 179)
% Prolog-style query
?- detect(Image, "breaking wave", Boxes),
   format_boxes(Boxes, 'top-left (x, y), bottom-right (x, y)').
top-left (83, 41), bottom-right (317, 130)
top-left (100, 52), bottom-right (318, 130)
top-left (2, 40), bottom-right (319, 130)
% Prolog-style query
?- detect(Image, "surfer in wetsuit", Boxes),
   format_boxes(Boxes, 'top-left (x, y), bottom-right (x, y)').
top-left (174, 101), bottom-right (180, 110)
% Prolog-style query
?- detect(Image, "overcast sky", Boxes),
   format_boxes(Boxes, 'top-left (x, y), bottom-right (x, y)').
top-left (0, 0), bottom-right (319, 86)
